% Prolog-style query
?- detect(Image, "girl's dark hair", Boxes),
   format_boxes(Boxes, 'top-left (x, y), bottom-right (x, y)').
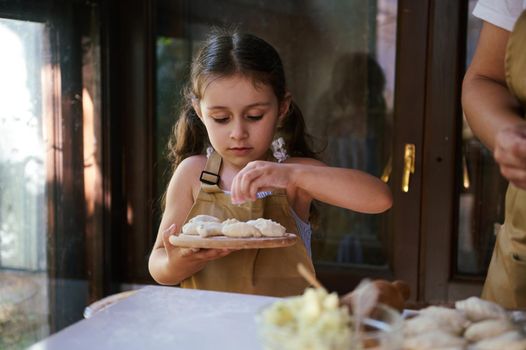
top-left (167, 29), bottom-right (318, 169)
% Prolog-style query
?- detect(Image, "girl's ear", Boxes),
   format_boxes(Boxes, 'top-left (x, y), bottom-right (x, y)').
top-left (278, 92), bottom-right (292, 126)
top-left (191, 99), bottom-right (203, 120)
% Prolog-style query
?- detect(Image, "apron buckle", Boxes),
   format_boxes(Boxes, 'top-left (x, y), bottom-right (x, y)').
top-left (200, 170), bottom-right (220, 185)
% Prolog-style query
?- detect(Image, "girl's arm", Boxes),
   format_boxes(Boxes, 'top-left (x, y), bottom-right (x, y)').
top-left (230, 158), bottom-right (392, 214)
top-left (148, 156), bottom-right (233, 285)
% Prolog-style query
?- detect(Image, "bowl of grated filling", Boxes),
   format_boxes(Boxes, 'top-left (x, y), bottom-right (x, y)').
top-left (255, 288), bottom-right (403, 350)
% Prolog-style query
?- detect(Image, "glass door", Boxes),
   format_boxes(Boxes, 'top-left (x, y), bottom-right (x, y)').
top-left (0, 18), bottom-right (49, 349)
top-left (0, 1), bottom-right (105, 347)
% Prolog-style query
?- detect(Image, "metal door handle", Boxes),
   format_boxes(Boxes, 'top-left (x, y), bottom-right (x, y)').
top-left (462, 154), bottom-right (470, 189)
top-left (381, 155), bottom-right (392, 183)
top-left (402, 144), bottom-right (415, 192)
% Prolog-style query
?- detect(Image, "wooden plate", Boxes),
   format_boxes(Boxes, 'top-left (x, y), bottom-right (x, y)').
top-left (169, 233), bottom-right (297, 249)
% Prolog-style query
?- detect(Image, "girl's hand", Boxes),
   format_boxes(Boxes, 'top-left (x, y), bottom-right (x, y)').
top-left (161, 224), bottom-right (238, 265)
top-left (494, 123), bottom-right (526, 189)
top-left (230, 161), bottom-right (294, 204)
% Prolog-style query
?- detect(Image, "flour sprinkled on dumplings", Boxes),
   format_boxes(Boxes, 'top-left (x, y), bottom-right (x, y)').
top-left (184, 215), bottom-right (222, 234)
top-left (196, 222), bottom-right (224, 237)
top-left (222, 218), bottom-right (240, 226)
top-left (247, 218), bottom-right (286, 237)
top-left (222, 222), bottom-right (262, 238)
top-left (181, 222), bottom-right (200, 235)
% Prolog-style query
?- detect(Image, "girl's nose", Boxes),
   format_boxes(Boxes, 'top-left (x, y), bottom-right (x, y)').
top-left (230, 120), bottom-right (248, 140)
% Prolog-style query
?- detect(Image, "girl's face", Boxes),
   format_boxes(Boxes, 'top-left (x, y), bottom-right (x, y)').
top-left (194, 74), bottom-right (289, 169)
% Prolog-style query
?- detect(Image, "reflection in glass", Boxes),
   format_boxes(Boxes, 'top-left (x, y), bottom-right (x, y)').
top-left (313, 52), bottom-right (390, 267)
top-left (155, 0), bottom-right (398, 269)
top-left (156, 36), bottom-right (191, 218)
top-left (0, 18), bottom-right (49, 348)
top-left (456, 1), bottom-right (508, 275)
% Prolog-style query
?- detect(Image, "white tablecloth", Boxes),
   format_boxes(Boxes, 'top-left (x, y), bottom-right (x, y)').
top-left (29, 285), bottom-right (279, 350)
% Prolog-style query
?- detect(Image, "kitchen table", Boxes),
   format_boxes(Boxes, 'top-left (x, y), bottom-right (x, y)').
top-left (29, 285), bottom-right (279, 350)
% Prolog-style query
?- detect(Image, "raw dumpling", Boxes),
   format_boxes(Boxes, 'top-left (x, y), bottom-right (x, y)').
top-left (455, 297), bottom-right (508, 322)
top-left (404, 315), bottom-right (462, 337)
top-left (222, 218), bottom-right (240, 225)
top-left (404, 316), bottom-right (438, 336)
top-left (403, 330), bottom-right (467, 350)
top-left (470, 331), bottom-right (524, 349)
top-left (418, 306), bottom-right (469, 335)
top-left (189, 214), bottom-right (221, 223)
top-left (222, 222), bottom-right (262, 238)
top-left (181, 222), bottom-right (200, 235)
top-left (246, 218), bottom-right (286, 237)
top-left (196, 222), bottom-right (224, 237)
top-left (464, 318), bottom-right (515, 342)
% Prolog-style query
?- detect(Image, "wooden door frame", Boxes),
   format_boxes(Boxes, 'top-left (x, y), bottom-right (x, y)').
top-left (389, 0), bottom-right (430, 301)
top-left (107, 0), bottom-right (157, 285)
top-left (420, 0), bottom-right (483, 302)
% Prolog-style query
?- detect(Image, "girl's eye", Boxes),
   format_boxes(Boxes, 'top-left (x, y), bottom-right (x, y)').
top-left (247, 115), bottom-right (263, 121)
top-left (212, 117), bottom-right (229, 123)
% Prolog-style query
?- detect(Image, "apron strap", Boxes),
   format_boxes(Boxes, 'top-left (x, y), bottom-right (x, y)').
top-left (200, 151), bottom-right (222, 192)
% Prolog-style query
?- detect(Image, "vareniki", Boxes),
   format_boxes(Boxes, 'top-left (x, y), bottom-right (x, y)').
top-left (246, 218), bottom-right (286, 237)
top-left (181, 215), bottom-right (287, 238)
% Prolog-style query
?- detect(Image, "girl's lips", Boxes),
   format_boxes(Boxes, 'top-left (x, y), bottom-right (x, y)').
top-left (228, 147), bottom-right (252, 155)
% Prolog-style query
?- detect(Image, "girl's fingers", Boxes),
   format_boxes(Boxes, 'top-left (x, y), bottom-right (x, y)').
top-left (248, 176), bottom-right (267, 201)
top-left (233, 170), bottom-right (251, 203)
top-left (241, 172), bottom-right (262, 202)
top-left (165, 223), bottom-right (177, 235)
top-left (231, 171), bottom-right (242, 204)
top-left (180, 247), bottom-right (201, 257)
top-left (161, 224), bottom-right (177, 253)
top-left (234, 164), bottom-right (268, 204)
top-left (239, 167), bottom-right (257, 191)
top-left (185, 248), bottom-right (234, 261)
top-left (231, 161), bottom-right (286, 203)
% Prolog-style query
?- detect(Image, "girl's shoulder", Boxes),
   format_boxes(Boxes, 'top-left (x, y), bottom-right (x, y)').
top-left (168, 155), bottom-right (207, 200)
top-left (284, 156), bottom-right (326, 167)
top-left (176, 154), bottom-right (207, 176)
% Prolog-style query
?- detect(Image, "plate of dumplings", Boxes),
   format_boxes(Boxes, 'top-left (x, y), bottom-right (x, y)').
top-left (168, 215), bottom-right (297, 249)
top-left (403, 296), bottom-right (526, 349)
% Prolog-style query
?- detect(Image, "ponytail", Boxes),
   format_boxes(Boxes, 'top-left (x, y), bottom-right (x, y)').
top-left (279, 100), bottom-right (319, 160)
top-left (279, 100), bottom-right (321, 228)
top-left (167, 87), bottom-right (208, 171)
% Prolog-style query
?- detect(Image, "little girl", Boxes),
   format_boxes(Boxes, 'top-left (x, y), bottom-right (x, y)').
top-left (148, 30), bottom-right (392, 297)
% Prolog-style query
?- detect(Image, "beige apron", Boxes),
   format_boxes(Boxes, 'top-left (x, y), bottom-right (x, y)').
top-left (481, 10), bottom-right (526, 308)
top-left (180, 151), bottom-right (314, 297)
